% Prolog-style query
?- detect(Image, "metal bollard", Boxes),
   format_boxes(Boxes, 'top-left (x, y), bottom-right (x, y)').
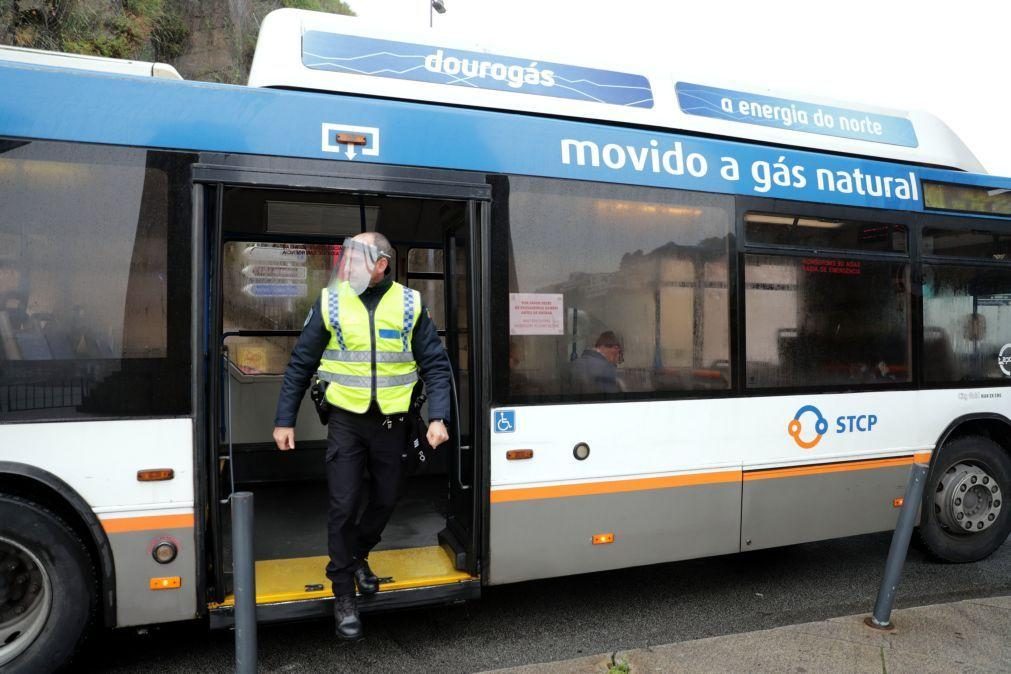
top-left (865, 459), bottom-right (930, 630)
top-left (231, 491), bottom-right (257, 673)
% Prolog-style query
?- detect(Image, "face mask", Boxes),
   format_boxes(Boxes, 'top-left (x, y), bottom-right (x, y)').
top-left (346, 259), bottom-right (372, 295)
top-left (332, 237), bottom-right (384, 296)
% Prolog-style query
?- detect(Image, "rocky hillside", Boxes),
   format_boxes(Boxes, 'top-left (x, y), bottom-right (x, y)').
top-left (0, 0), bottom-right (354, 83)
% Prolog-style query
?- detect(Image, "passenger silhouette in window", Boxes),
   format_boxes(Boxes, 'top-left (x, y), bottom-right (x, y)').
top-left (569, 331), bottom-right (623, 394)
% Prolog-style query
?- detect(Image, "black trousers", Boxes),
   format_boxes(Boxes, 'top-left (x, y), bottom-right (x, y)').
top-left (324, 405), bottom-right (408, 596)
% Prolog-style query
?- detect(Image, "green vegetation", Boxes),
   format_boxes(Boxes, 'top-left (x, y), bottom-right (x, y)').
top-left (4, 0), bottom-right (190, 62)
top-left (0, 0), bottom-right (355, 82)
top-left (607, 653), bottom-right (631, 674)
top-left (280, 0), bottom-right (353, 13)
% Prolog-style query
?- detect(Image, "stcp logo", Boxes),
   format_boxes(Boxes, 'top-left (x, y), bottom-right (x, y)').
top-left (787, 404), bottom-right (829, 449)
top-left (787, 404), bottom-right (878, 450)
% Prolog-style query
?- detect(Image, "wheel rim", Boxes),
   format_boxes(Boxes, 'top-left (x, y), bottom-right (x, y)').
top-left (0, 538), bottom-right (52, 667)
top-left (934, 462), bottom-right (1004, 534)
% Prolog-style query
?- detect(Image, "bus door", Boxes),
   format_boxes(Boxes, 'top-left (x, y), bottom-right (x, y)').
top-left (433, 206), bottom-right (482, 575)
top-left (196, 157), bottom-right (487, 623)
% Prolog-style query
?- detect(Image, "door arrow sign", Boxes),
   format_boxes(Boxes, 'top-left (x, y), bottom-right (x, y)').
top-left (321, 123), bottom-right (380, 161)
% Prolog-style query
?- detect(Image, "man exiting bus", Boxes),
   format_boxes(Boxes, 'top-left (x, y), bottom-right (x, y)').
top-left (272, 232), bottom-right (452, 640)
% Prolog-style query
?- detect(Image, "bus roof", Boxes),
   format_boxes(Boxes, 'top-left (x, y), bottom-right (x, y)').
top-left (248, 9), bottom-right (984, 174)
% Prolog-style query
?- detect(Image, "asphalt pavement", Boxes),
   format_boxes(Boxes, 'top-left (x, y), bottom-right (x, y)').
top-left (75, 532), bottom-right (1011, 673)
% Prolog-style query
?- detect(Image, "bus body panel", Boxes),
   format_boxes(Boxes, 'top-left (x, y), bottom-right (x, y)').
top-left (488, 389), bottom-right (1009, 583)
top-left (741, 462), bottom-right (912, 551)
top-left (488, 481), bottom-right (741, 585)
top-left (0, 418), bottom-right (197, 626)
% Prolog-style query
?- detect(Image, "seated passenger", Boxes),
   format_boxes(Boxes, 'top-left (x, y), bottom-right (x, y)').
top-left (569, 331), bottom-right (623, 394)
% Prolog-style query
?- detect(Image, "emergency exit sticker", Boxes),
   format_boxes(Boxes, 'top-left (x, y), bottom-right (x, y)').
top-left (509, 293), bottom-right (564, 335)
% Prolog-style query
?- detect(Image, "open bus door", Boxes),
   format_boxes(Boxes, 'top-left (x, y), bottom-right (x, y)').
top-left (197, 157), bottom-right (486, 624)
top-left (436, 204), bottom-right (483, 576)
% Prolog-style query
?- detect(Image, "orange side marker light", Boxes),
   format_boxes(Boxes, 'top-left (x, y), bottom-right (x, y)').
top-left (150, 576), bottom-right (181, 590)
top-left (506, 449), bottom-right (534, 460)
top-left (893, 497), bottom-right (904, 508)
top-left (137, 468), bottom-right (175, 482)
top-left (592, 533), bottom-right (614, 545)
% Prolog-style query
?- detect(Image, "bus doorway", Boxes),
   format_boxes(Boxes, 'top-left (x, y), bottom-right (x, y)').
top-left (200, 165), bottom-right (486, 624)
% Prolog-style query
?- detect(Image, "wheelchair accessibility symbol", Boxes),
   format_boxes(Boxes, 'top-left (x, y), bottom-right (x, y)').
top-left (495, 410), bottom-right (515, 433)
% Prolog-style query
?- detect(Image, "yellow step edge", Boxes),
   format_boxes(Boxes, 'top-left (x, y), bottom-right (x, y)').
top-left (211, 544), bottom-right (474, 608)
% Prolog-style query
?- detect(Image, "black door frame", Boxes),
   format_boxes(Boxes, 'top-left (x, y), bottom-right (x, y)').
top-left (194, 154), bottom-right (490, 603)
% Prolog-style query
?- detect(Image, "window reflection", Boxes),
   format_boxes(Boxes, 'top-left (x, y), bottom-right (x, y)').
top-left (222, 242), bottom-right (341, 374)
top-left (504, 178), bottom-right (732, 399)
top-left (923, 265), bottom-right (1011, 382)
top-left (0, 140), bottom-right (191, 419)
top-left (745, 255), bottom-right (910, 388)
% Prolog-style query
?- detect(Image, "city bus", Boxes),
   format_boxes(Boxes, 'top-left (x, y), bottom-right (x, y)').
top-left (1, 8), bottom-right (1010, 670)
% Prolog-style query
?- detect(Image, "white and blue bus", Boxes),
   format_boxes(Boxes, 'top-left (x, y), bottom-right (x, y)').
top-left (1, 9), bottom-right (1010, 670)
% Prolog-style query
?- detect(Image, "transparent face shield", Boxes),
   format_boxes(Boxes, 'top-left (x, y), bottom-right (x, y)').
top-left (329, 237), bottom-right (389, 296)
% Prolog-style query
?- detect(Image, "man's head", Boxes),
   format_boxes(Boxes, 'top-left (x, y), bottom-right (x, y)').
top-left (352, 232), bottom-right (393, 285)
top-left (594, 331), bottom-right (623, 365)
top-left (337, 232), bottom-right (394, 293)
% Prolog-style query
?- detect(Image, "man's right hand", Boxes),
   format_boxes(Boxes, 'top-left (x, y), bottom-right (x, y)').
top-left (273, 427), bottom-right (295, 451)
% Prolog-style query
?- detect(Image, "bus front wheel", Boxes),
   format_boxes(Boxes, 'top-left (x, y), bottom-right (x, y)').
top-left (0, 495), bottom-right (97, 673)
top-left (918, 435), bottom-right (1011, 563)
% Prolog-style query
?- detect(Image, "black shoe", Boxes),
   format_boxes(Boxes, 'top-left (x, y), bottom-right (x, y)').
top-left (333, 593), bottom-right (362, 640)
top-left (353, 559), bottom-right (379, 595)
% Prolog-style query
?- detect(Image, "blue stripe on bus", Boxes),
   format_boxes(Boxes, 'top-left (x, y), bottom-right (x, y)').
top-left (1, 62), bottom-right (1009, 215)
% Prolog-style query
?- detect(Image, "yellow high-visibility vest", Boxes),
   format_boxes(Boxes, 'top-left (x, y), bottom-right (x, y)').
top-left (317, 281), bottom-right (421, 414)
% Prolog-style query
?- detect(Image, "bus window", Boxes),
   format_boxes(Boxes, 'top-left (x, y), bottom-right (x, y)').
top-left (923, 227), bottom-right (1011, 260)
top-left (0, 139), bottom-right (192, 420)
top-left (744, 254), bottom-right (911, 388)
top-left (746, 213), bottom-right (907, 253)
top-left (497, 176), bottom-right (733, 400)
top-left (923, 264), bottom-right (1011, 382)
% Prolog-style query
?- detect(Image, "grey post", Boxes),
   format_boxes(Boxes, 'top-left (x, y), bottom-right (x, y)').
top-left (866, 459), bottom-right (930, 630)
top-left (231, 491), bottom-right (257, 672)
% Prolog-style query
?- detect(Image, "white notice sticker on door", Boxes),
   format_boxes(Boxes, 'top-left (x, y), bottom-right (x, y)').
top-left (509, 293), bottom-right (564, 335)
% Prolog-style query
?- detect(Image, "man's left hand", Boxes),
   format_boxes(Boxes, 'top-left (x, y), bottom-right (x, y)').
top-left (427, 420), bottom-right (449, 449)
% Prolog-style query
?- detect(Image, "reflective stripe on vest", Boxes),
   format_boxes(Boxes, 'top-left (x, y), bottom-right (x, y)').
top-left (317, 281), bottom-right (420, 414)
top-left (316, 370), bottom-right (419, 388)
top-left (321, 349), bottom-right (415, 363)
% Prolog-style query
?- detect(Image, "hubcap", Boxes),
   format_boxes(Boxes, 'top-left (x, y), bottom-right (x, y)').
top-left (934, 463), bottom-right (1003, 534)
top-left (0, 539), bottom-right (52, 667)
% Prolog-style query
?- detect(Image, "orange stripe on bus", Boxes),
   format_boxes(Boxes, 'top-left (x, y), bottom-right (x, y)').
top-left (101, 513), bottom-right (194, 533)
top-left (914, 450), bottom-right (933, 465)
top-left (743, 455), bottom-right (916, 482)
top-left (490, 470), bottom-right (741, 503)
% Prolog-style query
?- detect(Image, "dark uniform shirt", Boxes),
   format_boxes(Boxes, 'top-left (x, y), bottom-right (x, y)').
top-left (274, 276), bottom-right (452, 426)
top-left (569, 349), bottom-right (619, 394)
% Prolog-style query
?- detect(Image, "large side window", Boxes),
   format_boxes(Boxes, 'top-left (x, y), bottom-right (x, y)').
top-left (922, 226), bottom-right (1011, 383)
top-left (0, 140), bottom-right (192, 420)
top-left (743, 212), bottom-right (911, 389)
top-left (496, 177), bottom-right (733, 401)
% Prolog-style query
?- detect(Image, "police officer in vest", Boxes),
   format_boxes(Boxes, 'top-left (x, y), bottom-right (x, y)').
top-left (272, 232), bottom-right (451, 640)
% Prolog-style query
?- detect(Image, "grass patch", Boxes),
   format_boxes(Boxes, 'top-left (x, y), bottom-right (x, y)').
top-left (608, 652), bottom-right (631, 674)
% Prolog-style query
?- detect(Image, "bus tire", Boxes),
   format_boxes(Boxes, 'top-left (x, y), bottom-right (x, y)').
top-left (917, 435), bottom-right (1011, 563)
top-left (0, 495), bottom-right (98, 673)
